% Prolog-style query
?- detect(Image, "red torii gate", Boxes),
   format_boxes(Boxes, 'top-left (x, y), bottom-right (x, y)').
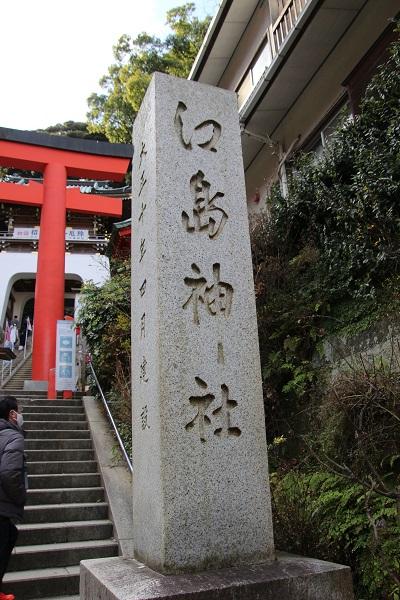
top-left (0, 127), bottom-right (132, 394)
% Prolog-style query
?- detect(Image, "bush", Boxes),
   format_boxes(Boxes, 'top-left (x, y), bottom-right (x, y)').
top-left (253, 30), bottom-right (400, 600)
top-left (77, 258), bottom-right (132, 433)
top-left (252, 30), bottom-right (400, 452)
top-left (272, 470), bottom-right (400, 599)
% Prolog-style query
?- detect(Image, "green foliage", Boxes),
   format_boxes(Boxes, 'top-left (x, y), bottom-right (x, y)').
top-left (111, 421), bottom-right (132, 463)
top-left (77, 259), bottom-right (132, 455)
top-left (77, 258), bottom-right (131, 403)
top-left (272, 470), bottom-right (400, 599)
top-left (254, 32), bottom-right (400, 599)
top-left (37, 121), bottom-right (107, 141)
top-left (252, 33), bottom-right (400, 447)
top-left (270, 345), bottom-right (400, 598)
top-left (310, 360), bottom-right (400, 490)
top-left (87, 3), bottom-right (211, 142)
top-left (266, 35), bottom-right (400, 301)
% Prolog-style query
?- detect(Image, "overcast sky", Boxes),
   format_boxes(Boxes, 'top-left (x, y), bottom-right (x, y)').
top-left (1, 0), bottom-right (218, 131)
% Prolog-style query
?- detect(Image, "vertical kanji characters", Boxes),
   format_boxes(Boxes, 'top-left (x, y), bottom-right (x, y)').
top-left (185, 377), bottom-right (241, 442)
top-left (183, 263), bottom-right (233, 325)
top-left (182, 170), bottom-right (228, 239)
top-left (174, 102), bottom-right (222, 153)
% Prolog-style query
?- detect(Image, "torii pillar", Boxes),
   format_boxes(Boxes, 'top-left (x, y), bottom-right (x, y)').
top-left (0, 127), bottom-right (132, 392)
top-left (34, 163), bottom-right (68, 382)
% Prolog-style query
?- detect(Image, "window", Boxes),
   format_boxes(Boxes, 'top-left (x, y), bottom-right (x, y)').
top-left (237, 38), bottom-right (273, 109)
top-left (307, 102), bottom-right (351, 158)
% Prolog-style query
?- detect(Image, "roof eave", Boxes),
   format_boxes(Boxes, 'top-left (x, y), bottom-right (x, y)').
top-left (189, 0), bottom-right (233, 81)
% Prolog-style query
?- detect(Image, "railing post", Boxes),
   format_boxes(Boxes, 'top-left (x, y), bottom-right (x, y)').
top-left (269, 24), bottom-right (276, 58)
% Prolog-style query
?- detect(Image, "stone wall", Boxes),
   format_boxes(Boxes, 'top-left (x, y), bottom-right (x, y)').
top-left (315, 318), bottom-right (400, 378)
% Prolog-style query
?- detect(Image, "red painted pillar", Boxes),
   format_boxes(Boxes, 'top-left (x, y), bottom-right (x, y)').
top-left (32, 163), bottom-right (67, 383)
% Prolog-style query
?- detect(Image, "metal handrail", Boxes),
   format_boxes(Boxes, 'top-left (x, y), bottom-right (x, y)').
top-left (88, 359), bottom-right (133, 473)
top-left (1, 358), bottom-right (13, 386)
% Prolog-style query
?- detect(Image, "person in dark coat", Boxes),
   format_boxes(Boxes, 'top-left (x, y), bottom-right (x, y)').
top-left (0, 396), bottom-right (27, 600)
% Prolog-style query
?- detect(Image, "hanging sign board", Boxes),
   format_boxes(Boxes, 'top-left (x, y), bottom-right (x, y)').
top-left (65, 228), bottom-right (89, 241)
top-left (13, 227), bottom-right (40, 239)
top-left (12, 228), bottom-right (89, 241)
top-left (55, 320), bottom-right (76, 391)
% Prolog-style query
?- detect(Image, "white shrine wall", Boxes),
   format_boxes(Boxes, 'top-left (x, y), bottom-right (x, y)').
top-left (0, 251), bottom-right (110, 326)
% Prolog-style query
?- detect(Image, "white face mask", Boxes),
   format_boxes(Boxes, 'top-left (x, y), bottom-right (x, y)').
top-left (16, 412), bottom-right (24, 428)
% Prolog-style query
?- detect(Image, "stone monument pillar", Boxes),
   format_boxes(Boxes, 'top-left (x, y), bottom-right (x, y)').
top-left (130, 72), bottom-right (274, 574)
top-left (80, 73), bottom-right (354, 599)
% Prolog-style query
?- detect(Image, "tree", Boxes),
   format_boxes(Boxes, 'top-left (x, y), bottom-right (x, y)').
top-left (87, 3), bottom-right (210, 143)
top-left (38, 121), bottom-right (107, 141)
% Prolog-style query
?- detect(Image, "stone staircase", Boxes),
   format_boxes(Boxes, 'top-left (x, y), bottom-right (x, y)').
top-left (2, 353), bottom-right (33, 390)
top-left (1, 351), bottom-right (33, 391)
top-left (1, 393), bottom-right (119, 599)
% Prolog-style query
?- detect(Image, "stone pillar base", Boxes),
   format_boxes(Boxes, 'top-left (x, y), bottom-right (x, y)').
top-left (80, 552), bottom-right (354, 600)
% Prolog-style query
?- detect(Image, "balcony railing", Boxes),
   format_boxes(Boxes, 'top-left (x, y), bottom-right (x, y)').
top-left (270, 0), bottom-right (309, 56)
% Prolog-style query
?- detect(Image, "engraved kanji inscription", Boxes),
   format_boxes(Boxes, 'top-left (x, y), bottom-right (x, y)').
top-left (139, 171), bottom-right (147, 197)
top-left (141, 405), bottom-right (150, 430)
top-left (139, 356), bottom-right (149, 383)
top-left (139, 141), bottom-right (147, 169)
top-left (183, 263), bottom-right (233, 325)
top-left (139, 238), bottom-right (146, 262)
top-left (185, 377), bottom-right (241, 442)
top-left (140, 279), bottom-right (147, 297)
top-left (217, 342), bottom-right (225, 365)
top-left (140, 313), bottom-right (146, 338)
top-left (138, 201), bottom-right (147, 224)
top-left (185, 377), bottom-right (214, 443)
top-left (213, 385), bottom-right (241, 438)
top-left (182, 171), bottom-right (227, 239)
top-left (138, 142), bottom-right (147, 197)
top-left (174, 102), bottom-right (222, 153)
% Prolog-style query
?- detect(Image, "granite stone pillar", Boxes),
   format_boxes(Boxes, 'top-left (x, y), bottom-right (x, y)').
top-left (130, 72), bottom-right (274, 574)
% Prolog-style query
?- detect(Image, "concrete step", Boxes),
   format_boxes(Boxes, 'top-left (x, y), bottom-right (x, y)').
top-left (17, 519), bottom-right (113, 546)
top-left (26, 438), bottom-right (93, 450)
top-left (3, 565), bottom-right (80, 599)
top-left (26, 449), bottom-right (94, 462)
top-left (23, 412), bottom-right (87, 421)
top-left (24, 420), bottom-right (89, 430)
top-left (9, 539), bottom-right (118, 571)
top-left (22, 405), bottom-right (85, 414)
top-left (1, 393), bottom-right (119, 599)
top-left (26, 486), bottom-right (104, 505)
top-left (20, 399), bottom-right (83, 407)
top-left (27, 429), bottom-right (91, 439)
top-left (0, 391), bottom-right (83, 400)
top-left (28, 460), bottom-right (97, 474)
top-left (28, 472), bottom-right (101, 489)
top-left (24, 502), bottom-right (109, 523)
top-left (5, 374), bottom-right (32, 380)
top-left (0, 390), bottom-right (49, 397)
top-left (6, 369), bottom-right (32, 375)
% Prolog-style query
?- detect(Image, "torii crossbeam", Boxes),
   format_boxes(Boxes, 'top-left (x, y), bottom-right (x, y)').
top-left (0, 127), bottom-right (132, 394)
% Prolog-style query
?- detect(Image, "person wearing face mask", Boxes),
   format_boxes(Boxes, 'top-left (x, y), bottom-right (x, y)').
top-left (0, 396), bottom-right (27, 600)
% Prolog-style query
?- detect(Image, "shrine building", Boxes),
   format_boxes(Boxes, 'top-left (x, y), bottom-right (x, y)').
top-left (189, 0), bottom-right (399, 211)
top-left (0, 127), bottom-right (132, 390)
